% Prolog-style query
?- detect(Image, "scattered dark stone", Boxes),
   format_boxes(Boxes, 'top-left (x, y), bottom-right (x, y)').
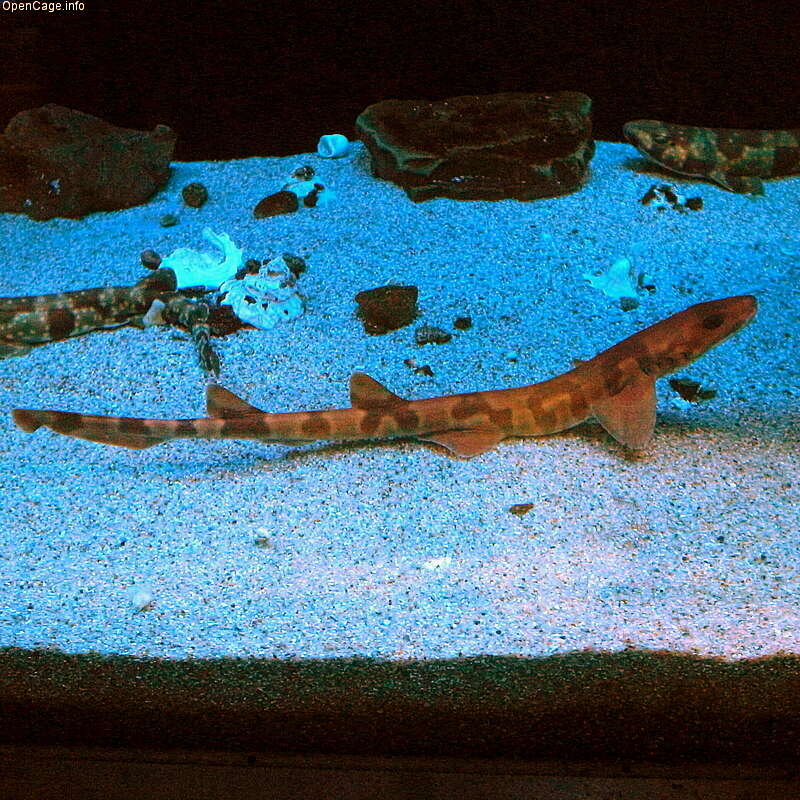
top-left (640, 183), bottom-right (703, 213)
top-left (283, 254), bottom-right (307, 277)
top-left (404, 358), bottom-right (435, 376)
top-left (637, 273), bottom-right (656, 293)
top-left (415, 324), bottom-right (452, 345)
top-left (355, 91), bottom-right (594, 202)
top-left (669, 377), bottom-right (717, 402)
top-left (140, 249), bottom-right (162, 269)
top-left (619, 296), bottom-right (640, 312)
top-left (0, 104), bottom-right (175, 220)
top-left (181, 181), bottom-right (209, 208)
top-left (355, 285), bottom-right (419, 334)
top-left (454, 316), bottom-right (472, 330)
top-left (292, 165), bottom-right (315, 181)
top-left (253, 190), bottom-right (299, 218)
top-left (302, 184), bottom-right (324, 207)
top-left (160, 213), bottom-right (178, 227)
top-left (509, 503), bottom-right (535, 516)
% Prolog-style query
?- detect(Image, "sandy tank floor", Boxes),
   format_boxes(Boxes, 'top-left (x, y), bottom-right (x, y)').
top-left (0, 140), bottom-right (798, 660)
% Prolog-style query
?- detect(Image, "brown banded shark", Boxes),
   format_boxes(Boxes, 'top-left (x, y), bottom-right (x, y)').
top-left (13, 296), bottom-right (757, 456)
top-left (0, 268), bottom-right (238, 376)
top-left (624, 120), bottom-right (800, 194)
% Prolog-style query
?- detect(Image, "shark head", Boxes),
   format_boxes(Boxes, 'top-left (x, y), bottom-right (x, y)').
top-left (624, 120), bottom-right (717, 176)
top-left (636, 295), bottom-right (758, 377)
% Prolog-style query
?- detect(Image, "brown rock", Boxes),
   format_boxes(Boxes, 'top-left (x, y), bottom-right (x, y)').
top-left (355, 91), bottom-right (594, 201)
top-left (0, 104), bottom-right (175, 220)
top-left (253, 190), bottom-right (299, 218)
top-left (181, 181), bottom-right (209, 208)
top-left (355, 285), bottom-right (419, 334)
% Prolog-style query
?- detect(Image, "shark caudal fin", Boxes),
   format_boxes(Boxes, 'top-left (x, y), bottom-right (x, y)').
top-left (12, 408), bottom-right (167, 449)
top-left (590, 372), bottom-right (657, 449)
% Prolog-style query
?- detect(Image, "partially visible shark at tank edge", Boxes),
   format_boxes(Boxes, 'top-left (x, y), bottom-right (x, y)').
top-left (624, 120), bottom-right (800, 194)
top-left (12, 296), bottom-right (757, 457)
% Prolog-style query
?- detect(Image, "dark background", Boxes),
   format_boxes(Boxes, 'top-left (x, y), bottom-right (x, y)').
top-left (1, 2), bottom-right (798, 161)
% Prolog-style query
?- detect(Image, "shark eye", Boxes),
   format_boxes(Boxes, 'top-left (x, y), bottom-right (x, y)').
top-left (652, 134), bottom-right (672, 145)
top-left (702, 313), bottom-right (724, 330)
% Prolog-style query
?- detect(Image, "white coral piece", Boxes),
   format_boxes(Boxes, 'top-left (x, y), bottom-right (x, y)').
top-left (160, 227), bottom-right (244, 290)
top-left (583, 257), bottom-right (639, 300)
top-left (218, 256), bottom-right (304, 330)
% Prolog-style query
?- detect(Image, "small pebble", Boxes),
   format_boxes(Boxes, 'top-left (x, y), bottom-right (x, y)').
top-left (181, 182), bottom-right (209, 208)
top-left (415, 324), bottom-right (452, 345)
top-left (160, 213), bottom-right (179, 227)
top-left (253, 190), bottom-right (299, 218)
top-left (140, 249), bottom-right (162, 269)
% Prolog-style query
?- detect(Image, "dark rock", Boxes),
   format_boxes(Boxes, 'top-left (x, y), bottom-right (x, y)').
top-left (669, 378), bottom-right (717, 403)
top-left (355, 91), bottom-right (594, 202)
top-left (182, 181), bottom-right (209, 208)
top-left (415, 324), bottom-right (452, 345)
top-left (160, 213), bottom-right (178, 227)
top-left (0, 104), bottom-right (175, 220)
top-left (355, 285), bottom-right (419, 334)
top-left (140, 249), bottom-right (162, 269)
top-left (453, 316), bottom-right (472, 330)
top-left (253, 190), bottom-right (299, 218)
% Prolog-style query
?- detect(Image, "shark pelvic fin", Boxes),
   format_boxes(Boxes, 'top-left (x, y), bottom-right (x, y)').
top-left (206, 384), bottom-right (264, 418)
top-left (421, 429), bottom-right (506, 458)
top-left (591, 372), bottom-right (656, 449)
top-left (349, 372), bottom-right (406, 409)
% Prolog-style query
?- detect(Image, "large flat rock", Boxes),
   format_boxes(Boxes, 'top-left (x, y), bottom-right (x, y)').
top-left (0, 104), bottom-right (175, 220)
top-left (355, 92), bottom-right (594, 201)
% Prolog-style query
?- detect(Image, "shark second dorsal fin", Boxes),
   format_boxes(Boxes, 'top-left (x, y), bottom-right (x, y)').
top-left (206, 384), bottom-right (264, 418)
top-left (591, 372), bottom-right (656, 449)
top-left (349, 372), bottom-right (406, 409)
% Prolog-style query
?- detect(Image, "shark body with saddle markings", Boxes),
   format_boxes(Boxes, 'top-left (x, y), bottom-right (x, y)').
top-left (13, 296), bottom-right (757, 457)
top-left (624, 120), bottom-right (800, 194)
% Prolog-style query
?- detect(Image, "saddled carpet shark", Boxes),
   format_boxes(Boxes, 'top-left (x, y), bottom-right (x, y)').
top-left (624, 120), bottom-right (800, 194)
top-left (13, 295), bottom-right (757, 457)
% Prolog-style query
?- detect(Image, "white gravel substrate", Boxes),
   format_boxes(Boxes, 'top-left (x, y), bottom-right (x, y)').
top-left (0, 141), bottom-right (798, 661)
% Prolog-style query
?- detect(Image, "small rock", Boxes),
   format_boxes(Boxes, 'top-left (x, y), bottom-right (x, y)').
top-left (415, 324), bottom-right (452, 345)
top-left (160, 213), bottom-right (178, 227)
top-left (140, 248), bottom-right (162, 269)
top-left (669, 377), bottom-right (717, 402)
top-left (619, 296), bottom-right (640, 311)
top-left (454, 316), bottom-right (472, 330)
top-left (509, 503), bottom-right (535, 516)
top-left (355, 285), bottom-right (419, 334)
top-left (181, 181), bottom-right (209, 208)
top-left (253, 190), bottom-right (299, 218)
top-left (291, 165), bottom-right (315, 181)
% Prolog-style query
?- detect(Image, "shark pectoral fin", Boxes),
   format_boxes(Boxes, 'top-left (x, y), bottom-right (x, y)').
top-left (206, 384), bottom-right (264, 418)
top-left (421, 429), bottom-right (505, 458)
top-left (591, 373), bottom-right (656, 450)
top-left (710, 170), bottom-right (764, 195)
top-left (349, 372), bottom-right (406, 409)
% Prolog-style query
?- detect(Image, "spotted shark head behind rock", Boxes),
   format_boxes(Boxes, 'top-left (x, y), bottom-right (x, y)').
top-left (624, 119), bottom-right (800, 195)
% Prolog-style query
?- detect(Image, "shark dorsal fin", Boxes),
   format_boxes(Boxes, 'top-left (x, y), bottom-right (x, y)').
top-left (206, 384), bottom-right (264, 418)
top-left (591, 371), bottom-right (656, 449)
top-left (349, 372), bottom-right (406, 409)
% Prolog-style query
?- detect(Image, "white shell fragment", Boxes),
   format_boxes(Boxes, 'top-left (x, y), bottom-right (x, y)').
top-left (160, 227), bottom-right (244, 290)
top-left (217, 256), bottom-right (305, 330)
top-left (129, 584), bottom-right (154, 612)
top-left (317, 133), bottom-right (350, 158)
top-left (583, 256), bottom-right (640, 300)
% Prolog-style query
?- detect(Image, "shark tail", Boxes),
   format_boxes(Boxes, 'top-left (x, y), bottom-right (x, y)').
top-left (12, 408), bottom-right (169, 449)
